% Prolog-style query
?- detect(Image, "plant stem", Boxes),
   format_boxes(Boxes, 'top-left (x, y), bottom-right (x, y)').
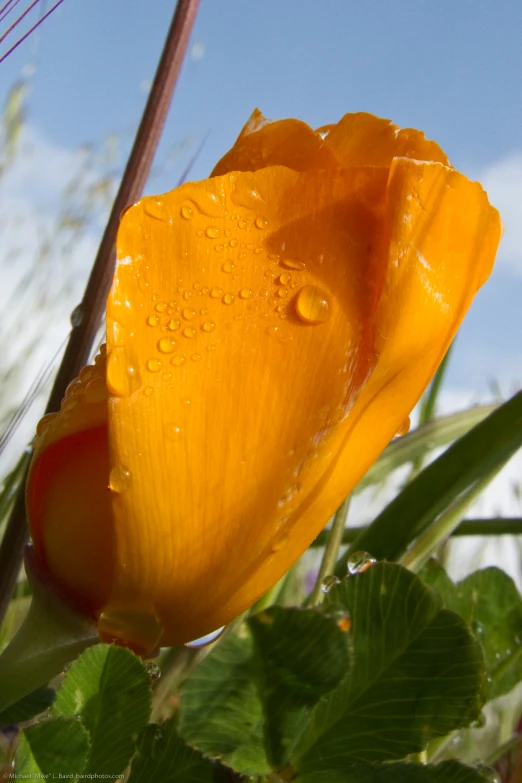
top-left (308, 496), bottom-right (351, 606)
top-left (310, 517), bottom-right (522, 547)
top-left (485, 732), bottom-right (522, 766)
top-left (0, 0), bottom-right (200, 629)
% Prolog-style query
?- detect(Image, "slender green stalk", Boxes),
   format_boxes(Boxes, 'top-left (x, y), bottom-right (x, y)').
top-left (400, 469), bottom-right (503, 573)
top-left (310, 517), bottom-right (522, 547)
top-left (0, 0), bottom-right (201, 628)
top-left (308, 496), bottom-right (351, 606)
top-left (485, 731), bottom-right (522, 766)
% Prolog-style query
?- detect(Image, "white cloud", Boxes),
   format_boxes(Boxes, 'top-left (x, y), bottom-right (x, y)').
top-left (479, 152), bottom-right (522, 276)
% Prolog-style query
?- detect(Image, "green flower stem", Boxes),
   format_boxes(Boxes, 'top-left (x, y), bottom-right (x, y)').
top-left (307, 495), bottom-right (351, 606)
top-left (399, 469), bottom-right (503, 573)
top-left (310, 517), bottom-right (522, 547)
top-left (0, 580), bottom-right (98, 713)
top-left (485, 731), bottom-right (522, 766)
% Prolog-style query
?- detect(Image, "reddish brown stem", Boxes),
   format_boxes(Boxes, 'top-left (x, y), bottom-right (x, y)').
top-left (0, 0), bottom-right (200, 629)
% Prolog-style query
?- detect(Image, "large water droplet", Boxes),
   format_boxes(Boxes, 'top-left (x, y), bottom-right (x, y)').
top-left (222, 261), bottom-right (235, 274)
top-left (147, 315), bottom-right (159, 327)
top-left (295, 285), bottom-right (330, 324)
top-left (167, 319), bottom-right (180, 331)
top-left (321, 574), bottom-right (341, 594)
top-left (205, 226), bottom-right (219, 239)
top-left (147, 358), bottom-right (162, 373)
top-left (180, 203), bottom-right (194, 220)
top-left (158, 337), bottom-right (177, 354)
top-left (278, 273), bottom-right (292, 286)
top-left (276, 287), bottom-right (289, 298)
top-left (347, 551), bottom-right (376, 575)
top-left (109, 466), bottom-right (131, 493)
top-left (85, 377), bottom-right (108, 404)
top-left (395, 417), bottom-right (411, 437)
top-left (155, 302), bottom-right (167, 313)
top-left (191, 191), bottom-right (224, 217)
top-left (185, 626), bottom-right (226, 648)
top-left (182, 327), bottom-right (196, 339)
top-left (210, 287), bottom-right (223, 299)
top-left (201, 321), bottom-right (215, 332)
top-left (98, 603), bottom-right (163, 655)
top-left (182, 307), bottom-right (196, 320)
top-left (107, 348), bottom-right (142, 397)
top-left (255, 216), bottom-right (268, 230)
top-left (223, 293), bottom-right (235, 305)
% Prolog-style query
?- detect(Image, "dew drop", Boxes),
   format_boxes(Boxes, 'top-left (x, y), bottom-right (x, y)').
top-left (183, 291), bottom-right (193, 301)
top-left (266, 325), bottom-right (279, 337)
top-left (276, 304), bottom-right (285, 314)
top-left (36, 412), bottom-right (57, 437)
top-left (109, 466), bottom-right (131, 493)
top-left (158, 337), bottom-right (177, 354)
top-left (329, 609), bottom-right (352, 633)
top-left (472, 620), bottom-right (485, 637)
top-left (295, 285), bottom-right (330, 324)
top-left (278, 273), bottom-right (291, 286)
top-left (229, 238), bottom-right (238, 248)
top-left (238, 219), bottom-right (247, 229)
top-left (147, 358), bottom-right (162, 373)
top-left (155, 302), bottom-right (167, 313)
top-left (239, 288), bottom-right (252, 299)
top-left (223, 293), bottom-right (235, 305)
top-left (70, 303), bottom-right (83, 327)
top-left (98, 603), bottom-right (163, 655)
top-left (282, 259), bottom-right (305, 271)
top-left (253, 246), bottom-right (263, 254)
top-left (165, 424), bottom-right (182, 442)
top-left (201, 321), bottom-right (215, 332)
top-left (255, 216), bottom-right (268, 230)
top-left (171, 356), bottom-right (185, 367)
top-left (222, 261), bottom-right (235, 273)
top-left (200, 308), bottom-right (208, 315)
top-left (185, 626), bottom-right (226, 648)
top-left (272, 533), bottom-right (289, 552)
top-left (210, 287), bottom-right (223, 298)
top-left (107, 348), bottom-right (142, 397)
top-left (144, 386), bottom-right (153, 397)
top-left (321, 574), bottom-right (341, 594)
top-left (144, 199), bottom-right (166, 221)
top-left (147, 315), bottom-right (159, 327)
top-left (347, 551), bottom-right (376, 575)
top-left (395, 417), bottom-right (411, 437)
top-left (85, 377), bottom-right (108, 404)
top-left (276, 287), bottom-right (289, 298)
top-left (182, 327), bottom-right (196, 338)
top-left (180, 203), bottom-right (194, 220)
top-left (144, 661), bottom-right (161, 682)
top-left (191, 353), bottom-right (201, 362)
top-left (205, 226), bottom-right (219, 239)
top-left (182, 307), bottom-right (196, 320)
top-left (167, 319), bottom-right (180, 331)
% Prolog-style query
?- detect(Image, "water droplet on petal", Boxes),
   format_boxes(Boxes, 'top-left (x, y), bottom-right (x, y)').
top-left (238, 219), bottom-right (247, 229)
top-left (210, 287), bottom-right (223, 298)
top-left (191, 353), bottom-right (201, 362)
top-left (276, 287), bottom-right (288, 298)
top-left (165, 424), bottom-right (182, 442)
top-left (239, 288), bottom-right (252, 299)
top-left (223, 293), bottom-right (235, 305)
top-left (109, 466), bottom-right (131, 493)
top-left (167, 319), bottom-right (180, 331)
top-left (185, 626), bottom-right (226, 648)
top-left (321, 575), bottom-right (341, 594)
top-left (395, 417), bottom-right (411, 437)
top-left (171, 356), bottom-right (185, 367)
top-left (229, 238), bottom-right (238, 248)
top-left (295, 285), bottom-right (330, 324)
top-left (201, 321), bottom-right (215, 332)
top-left (182, 327), bottom-right (196, 338)
top-left (155, 302), bottom-right (167, 313)
top-left (180, 203), bottom-right (194, 220)
top-left (222, 261), bottom-right (235, 273)
top-left (282, 259), bottom-right (305, 270)
top-left (347, 551), bottom-right (376, 575)
top-left (144, 386), bottom-right (153, 397)
top-left (85, 377), bottom-right (108, 404)
top-left (147, 315), bottom-right (159, 327)
top-left (107, 348), bottom-right (142, 396)
top-left (182, 307), bottom-right (196, 320)
top-left (158, 337), bottom-right (177, 354)
top-left (147, 358), bottom-right (162, 373)
top-left (205, 226), bottom-right (219, 239)
top-left (278, 273), bottom-right (292, 286)
top-left (255, 216), bottom-right (268, 230)
top-left (144, 199), bottom-right (166, 221)
top-left (98, 603), bottom-right (163, 655)
top-left (272, 533), bottom-right (289, 552)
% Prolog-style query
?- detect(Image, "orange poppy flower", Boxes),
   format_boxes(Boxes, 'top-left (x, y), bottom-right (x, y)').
top-left (26, 111), bottom-right (501, 652)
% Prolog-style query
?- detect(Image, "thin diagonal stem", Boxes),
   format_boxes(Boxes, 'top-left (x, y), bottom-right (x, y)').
top-left (0, 0), bottom-right (63, 64)
top-left (0, 0), bottom-right (22, 26)
top-left (0, 0), bottom-right (200, 628)
top-left (0, 0), bottom-right (39, 45)
top-left (308, 495), bottom-right (351, 606)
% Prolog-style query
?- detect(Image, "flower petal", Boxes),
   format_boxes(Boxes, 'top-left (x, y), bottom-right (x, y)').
top-left (108, 164), bottom-right (391, 645)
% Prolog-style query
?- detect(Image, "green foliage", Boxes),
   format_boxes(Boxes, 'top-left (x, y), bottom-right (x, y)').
top-left (296, 760), bottom-right (498, 782)
top-left (294, 563), bottom-right (486, 774)
top-left (0, 686), bottom-right (54, 727)
top-left (16, 717), bottom-right (90, 779)
top-left (127, 718), bottom-right (214, 782)
top-left (52, 644), bottom-right (151, 777)
top-left (422, 561), bottom-right (522, 698)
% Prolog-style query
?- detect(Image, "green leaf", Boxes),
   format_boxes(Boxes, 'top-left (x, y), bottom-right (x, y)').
top-left (127, 718), bottom-right (214, 782)
top-left (295, 563), bottom-right (485, 772)
top-left (337, 390), bottom-right (522, 570)
top-left (355, 405), bottom-right (497, 492)
top-left (248, 606), bottom-right (350, 767)
top-left (16, 717), bottom-right (90, 779)
top-left (422, 562), bottom-right (522, 698)
top-left (297, 760), bottom-right (497, 783)
top-left (53, 644), bottom-right (151, 778)
top-left (0, 686), bottom-right (55, 727)
top-left (178, 628), bottom-right (270, 776)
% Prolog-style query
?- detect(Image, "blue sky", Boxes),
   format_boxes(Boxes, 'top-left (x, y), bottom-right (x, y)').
top-left (1, 0), bottom-right (521, 397)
